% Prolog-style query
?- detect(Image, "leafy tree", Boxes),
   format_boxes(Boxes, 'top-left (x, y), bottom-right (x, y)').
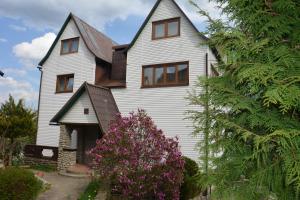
top-left (0, 95), bottom-right (36, 166)
top-left (89, 110), bottom-right (184, 200)
top-left (188, 0), bottom-right (300, 199)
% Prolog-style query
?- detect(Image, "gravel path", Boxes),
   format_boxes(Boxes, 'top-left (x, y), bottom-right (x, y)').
top-left (37, 172), bottom-right (90, 200)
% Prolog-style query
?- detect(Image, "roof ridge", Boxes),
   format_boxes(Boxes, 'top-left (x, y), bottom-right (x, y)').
top-left (128, 0), bottom-right (208, 49)
top-left (85, 82), bottom-right (110, 91)
top-left (71, 13), bottom-right (118, 45)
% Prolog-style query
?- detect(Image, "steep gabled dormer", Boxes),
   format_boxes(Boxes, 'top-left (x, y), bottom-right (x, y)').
top-left (36, 13), bottom-right (116, 146)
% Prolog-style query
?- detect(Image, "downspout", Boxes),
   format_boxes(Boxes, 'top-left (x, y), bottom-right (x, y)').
top-left (36, 66), bottom-right (43, 144)
top-left (204, 52), bottom-right (210, 197)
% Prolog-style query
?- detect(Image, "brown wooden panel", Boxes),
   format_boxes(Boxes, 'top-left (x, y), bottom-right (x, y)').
top-left (24, 145), bottom-right (58, 161)
top-left (95, 64), bottom-right (110, 84)
top-left (111, 48), bottom-right (127, 81)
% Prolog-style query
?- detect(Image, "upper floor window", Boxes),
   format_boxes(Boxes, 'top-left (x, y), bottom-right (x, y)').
top-left (56, 74), bottom-right (74, 93)
top-left (142, 61), bottom-right (188, 88)
top-left (152, 18), bottom-right (180, 40)
top-left (61, 37), bottom-right (79, 54)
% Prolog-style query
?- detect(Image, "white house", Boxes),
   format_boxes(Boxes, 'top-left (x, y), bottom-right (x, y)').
top-left (35, 0), bottom-right (217, 171)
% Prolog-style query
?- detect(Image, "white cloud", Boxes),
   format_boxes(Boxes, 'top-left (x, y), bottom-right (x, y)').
top-left (0, 67), bottom-right (27, 77)
top-left (0, 0), bottom-right (155, 31)
top-left (0, 0), bottom-right (221, 31)
top-left (0, 38), bottom-right (7, 42)
top-left (13, 32), bottom-right (56, 68)
top-left (177, 0), bottom-right (224, 23)
top-left (9, 24), bottom-right (27, 32)
top-left (0, 76), bottom-right (38, 107)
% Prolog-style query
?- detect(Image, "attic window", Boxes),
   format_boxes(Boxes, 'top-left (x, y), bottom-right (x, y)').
top-left (61, 37), bottom-right (79, 54)
top-left (152, 18), bottom-right (180, 40)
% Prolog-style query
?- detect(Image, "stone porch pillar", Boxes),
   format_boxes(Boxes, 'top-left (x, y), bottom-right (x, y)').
top-left (57, 125), bottom-right (77, 172)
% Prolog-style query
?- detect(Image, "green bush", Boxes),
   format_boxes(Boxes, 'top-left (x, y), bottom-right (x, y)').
top-left (79, 180), bottom-right (101, 200)
top-left (180, 156), bottom-right (202, 200)
top-left (0, 167), bottom-right (43, 200)
top-left (183, 156), bottom-right (199, 177)
top-left (30, 164), bottom-right (56, 172)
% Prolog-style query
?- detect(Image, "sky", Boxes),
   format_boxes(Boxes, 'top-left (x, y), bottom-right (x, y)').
top-left (0, 0), bottom-right (222, 109)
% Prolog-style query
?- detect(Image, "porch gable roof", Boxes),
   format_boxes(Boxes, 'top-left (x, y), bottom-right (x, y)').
top-left (50, 82), bottom-right (119, 133)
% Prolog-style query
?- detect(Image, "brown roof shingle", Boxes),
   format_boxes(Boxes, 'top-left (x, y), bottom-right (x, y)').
top-left (39, 13), bottom-right (116, 66)
top-left (50, 82), bottom-right (119, 133)
top-left (72, 14), bottom-right (117, 63)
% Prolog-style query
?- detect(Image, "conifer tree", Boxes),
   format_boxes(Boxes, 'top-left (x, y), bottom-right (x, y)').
top-left (188, 0), bottom-right (300, 199)
top-left (0, 95), bottom-right (36, 166)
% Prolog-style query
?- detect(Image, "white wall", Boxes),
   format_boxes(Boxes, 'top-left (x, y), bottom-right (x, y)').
top-left (60, 91), bottom-right (98, 124)
top-left (36, 19), bottom-right (96, 146)
top-left (112, 0), bottom-right (216, 161)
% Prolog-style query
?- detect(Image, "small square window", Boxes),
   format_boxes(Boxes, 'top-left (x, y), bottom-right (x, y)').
top-left (84, 108), bottom-right (89, 115)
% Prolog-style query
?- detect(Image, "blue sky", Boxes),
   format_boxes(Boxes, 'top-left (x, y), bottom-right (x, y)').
top-left (0, 0), bottom-right (221, 109)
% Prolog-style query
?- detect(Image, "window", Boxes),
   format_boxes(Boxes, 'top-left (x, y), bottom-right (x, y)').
top-left (152, 18), bottom-right (180, 39)
top-left (56, 74), bottom-right (74, 93)
top-left (142, 62), bottom-right (189, 88)
top-left (61, 37), bottom-right (79, 54)
top-left (84, 108), bottom-right (89, 115)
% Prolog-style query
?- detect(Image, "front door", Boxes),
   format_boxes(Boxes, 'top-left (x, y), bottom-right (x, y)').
top-left (77, 125), bottom-right (101, 165)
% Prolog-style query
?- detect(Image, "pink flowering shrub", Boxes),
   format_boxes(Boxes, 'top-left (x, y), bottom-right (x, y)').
top-left (89, 110), bottom-right (184, 200)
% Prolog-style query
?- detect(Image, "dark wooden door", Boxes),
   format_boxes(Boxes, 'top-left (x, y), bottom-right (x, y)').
top-left (83, 126), bottom-right (100, 164)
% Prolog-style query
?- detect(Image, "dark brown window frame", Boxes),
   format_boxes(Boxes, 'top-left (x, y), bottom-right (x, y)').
top-left (60, 37), bottom-right (79, 55)
top-left (152, 17), bottom-right (180, 40)
top-left (141, 61), bottom-right (189, 88)
top-left (56, 74), bottom-right (74, 93)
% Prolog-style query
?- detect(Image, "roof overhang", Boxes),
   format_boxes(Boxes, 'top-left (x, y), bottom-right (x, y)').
top-left (38, 13), bottom-right (116, 67)
top-left (50, 82), bottom-right (119, 133)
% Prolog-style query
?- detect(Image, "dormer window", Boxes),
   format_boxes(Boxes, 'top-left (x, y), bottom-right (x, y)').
top-left (152, 18), bottom-right (180, 40)
top-left (61, 37), bottom-right (79, 54)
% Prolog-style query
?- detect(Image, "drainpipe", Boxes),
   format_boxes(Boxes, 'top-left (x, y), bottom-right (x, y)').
top-left (203, 53), bottom-right (210, 198)
top-left (36, 66), bottom-right (43, 144)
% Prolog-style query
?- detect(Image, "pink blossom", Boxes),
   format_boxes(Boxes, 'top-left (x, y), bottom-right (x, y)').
top-left (88, 110), bottom-right (184, 199)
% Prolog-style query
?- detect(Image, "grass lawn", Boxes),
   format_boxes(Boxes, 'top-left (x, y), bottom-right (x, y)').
top-left (30, 164), bottom-right (56, 172)
top-left (78, 180), bottom-right (102, 200)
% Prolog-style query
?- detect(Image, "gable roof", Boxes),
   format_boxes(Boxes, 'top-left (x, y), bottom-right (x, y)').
top-left (50, 82), bottom-right (119, 133)
top-left (128, 0), bottom-right (208, 50)
top-left (39, 13), bottom-right (116, 66)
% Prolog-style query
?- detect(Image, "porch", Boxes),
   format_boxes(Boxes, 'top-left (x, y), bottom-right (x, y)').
top-left (49, 82), bottom-right (119, 173)
top-left (57, 124), bottom-right (102, 172)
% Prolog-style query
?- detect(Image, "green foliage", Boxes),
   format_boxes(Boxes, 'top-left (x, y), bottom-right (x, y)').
top-left (0, 167), bottom-right (43, 200)
top-left (0, 95), bottom-right (36, 140)
top-left (183, 156), bottom-right (199, 177)
top-left (188, 0), bottom-right (300, 199)
top-left (0, 95), bottom-right (37, 166)
top-left (79, 180), bottom-right (101, 200)
top-left (180, 157), bottom-right (202, 200)
top-left (30, 164), bottom-right (56, 172)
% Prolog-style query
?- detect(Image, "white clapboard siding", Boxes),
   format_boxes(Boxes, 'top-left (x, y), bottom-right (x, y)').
top-left (60, 91), bottom-right (98, 124)
top-left (36, 19), bottom-right (96, 146)
top-left (111, 0), bottom-right (216, 161)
